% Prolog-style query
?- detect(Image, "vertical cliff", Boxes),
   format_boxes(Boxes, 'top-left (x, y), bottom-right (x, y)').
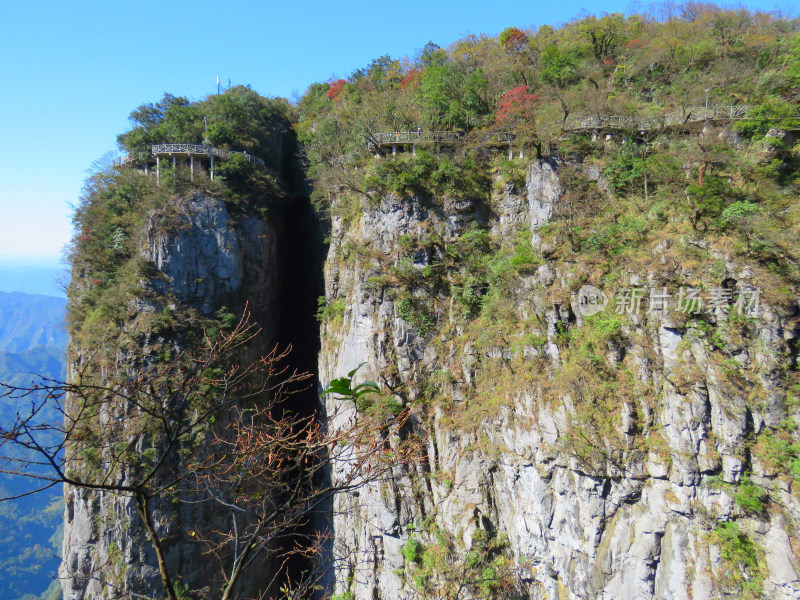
top-left (58, 86), bottom-right (331, 600)
top-left (318, 155), bottom-right (800, 600)
top-left (62, 190), bottom-right (283, 599)
top-left (57, 19), bottom-right (800, 597)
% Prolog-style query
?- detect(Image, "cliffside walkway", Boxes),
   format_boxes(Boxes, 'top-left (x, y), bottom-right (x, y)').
top-left (150, 143), bottom-right (266, 169)
top-left (563, 104), bottom-right (751, 133)
top-left (369, 105), bottom-right (751, 155)
top-left (369, 130), bottom-right (514, 154)
top-left (117, 143), bottom-right (268, 184)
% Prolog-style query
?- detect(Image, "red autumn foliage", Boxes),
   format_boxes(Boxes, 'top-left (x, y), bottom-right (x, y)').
top-left (401, 68), bottom-right (422, 88)
top-left (326, 79), bottom-right (347, 101)
top-left (496, 86), bottom-right (539, 124)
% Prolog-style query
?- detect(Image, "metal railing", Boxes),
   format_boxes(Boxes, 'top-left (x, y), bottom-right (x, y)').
top-left (370, 131), bottom-right (463, 144)
top-left (564, 105), bottom-right (751, 132)
top-left (150, 143), bottom-right (266, 168)
top-left (369, 106), bottom-right (752, 149)
top-left (474, 131), bottom-right (515, 144)
top-left (370, 130), bottom-right (515, 146)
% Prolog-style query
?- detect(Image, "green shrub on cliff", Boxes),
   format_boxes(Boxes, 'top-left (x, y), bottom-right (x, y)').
top-left (398, 524), bottom-right (520, 599)
top-left (710, 521), bottom-right (766, 599)
top-left (736, 96), bottom-right (800, 140)
top-left (364, 150), bottom-right (490, 200)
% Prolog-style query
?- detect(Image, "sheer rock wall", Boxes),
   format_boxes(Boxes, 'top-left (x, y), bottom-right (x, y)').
top-left (61, 193), bottom-right (279, 600)
top-left (320, 160), bottom-right (800, 600)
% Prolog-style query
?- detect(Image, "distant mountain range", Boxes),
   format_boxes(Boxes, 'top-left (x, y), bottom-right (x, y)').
top-left (0, 292), bottom-right (67, 353)
top-left (0, 291), bottom-right (66, 600)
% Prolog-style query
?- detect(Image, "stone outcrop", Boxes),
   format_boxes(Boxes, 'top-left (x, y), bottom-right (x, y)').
top-left (143, 194), bottom-right (278, 317)
top-left (319, 160), bottom-right (800, 600)
top-left (61, 193), bottom-right (280, 600)
top-left (59, 158), bottom-right (800, 600)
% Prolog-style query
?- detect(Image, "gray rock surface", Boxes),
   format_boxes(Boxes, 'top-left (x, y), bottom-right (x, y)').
top-left (320, 161), bottom-right (800, 600)
top-left (61, 193), bottom-right (278, 600)
top-left (59, 166), bottom-right (800, 600)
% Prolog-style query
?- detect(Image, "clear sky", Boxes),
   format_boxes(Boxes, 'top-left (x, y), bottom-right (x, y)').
top-left (0, 0), bottom-right (791, 267)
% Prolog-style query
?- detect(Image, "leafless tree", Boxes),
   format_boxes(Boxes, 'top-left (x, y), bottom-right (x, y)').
top-left (0, 311), bottom-right (420, 600)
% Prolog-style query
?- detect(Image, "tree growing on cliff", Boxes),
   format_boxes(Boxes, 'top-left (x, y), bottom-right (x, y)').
top-left (0, 313), bottom-right (418, 600)
top-left (184, 366), bottom-right (417, 600)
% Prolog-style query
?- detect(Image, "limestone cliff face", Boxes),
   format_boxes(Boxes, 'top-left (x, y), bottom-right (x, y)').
top-left (320, 160), bottom-right (800, 600)
top-left (144, 195), bottom-right (278, 317)
top-left (61, 193), bottom-right (280, 600)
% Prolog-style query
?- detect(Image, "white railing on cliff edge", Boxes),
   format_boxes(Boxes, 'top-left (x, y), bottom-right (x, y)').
top-left (563, 105), bottom-right (752, 131)
top-left (150, 143), bottom-right (266, 169)
top-left (369, 131), bottom-right (515, 146)
top-left (368, 105), bottom-right (754, 151)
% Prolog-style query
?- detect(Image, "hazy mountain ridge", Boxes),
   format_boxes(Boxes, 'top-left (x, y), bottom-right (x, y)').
top-left (0, 292), bottom-right (67, 353)
top-left (0, 292), bottom-right (65, 600)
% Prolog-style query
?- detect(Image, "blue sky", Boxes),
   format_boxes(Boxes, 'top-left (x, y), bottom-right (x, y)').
top-left (0, 0), bottom-right (791, 267)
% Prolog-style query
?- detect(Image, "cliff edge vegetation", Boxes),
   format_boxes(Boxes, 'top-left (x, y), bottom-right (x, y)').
top-left (301, 6), bottom-right (800, 600)
top-left (69, 86), bottom-right (293, 356)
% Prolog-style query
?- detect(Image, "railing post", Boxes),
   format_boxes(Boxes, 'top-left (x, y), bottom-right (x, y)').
top-left (210, 154), bottom-right (214, 180)
top-left (190, 155), bottom-right (194, 182)
top-left (156, 156), bottom-right (160, 187)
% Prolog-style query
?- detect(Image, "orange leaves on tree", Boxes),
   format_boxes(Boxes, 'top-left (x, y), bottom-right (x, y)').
top-left (499, 27), bottom-right (528, 53)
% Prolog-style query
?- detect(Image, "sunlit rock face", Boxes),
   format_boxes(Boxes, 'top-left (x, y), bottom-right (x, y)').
top-left (319, 159), bottom-right (800, 600)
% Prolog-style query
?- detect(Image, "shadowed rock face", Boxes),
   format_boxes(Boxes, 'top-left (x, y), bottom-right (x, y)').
top-left (145, 196), bottom-right (246, 311)
top-left (143, 194), bottom-right (278, 316)
top-left (319, 160), bottom-right (800, 600)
